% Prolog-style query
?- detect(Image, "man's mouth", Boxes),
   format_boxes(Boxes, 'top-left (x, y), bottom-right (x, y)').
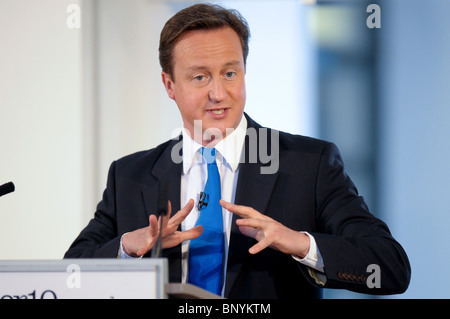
top-left (210, 109), bottom-right (225, 115)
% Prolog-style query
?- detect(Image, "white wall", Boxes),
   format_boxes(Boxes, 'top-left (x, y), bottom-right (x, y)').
top-left (93, 0), bottom-right (182, 202)
top-left (0, 0), bottom-right (178, 259)
top-left (0, 0), bottom-right (84, 259)
top-left (0, 0), bottom-right (315, 260)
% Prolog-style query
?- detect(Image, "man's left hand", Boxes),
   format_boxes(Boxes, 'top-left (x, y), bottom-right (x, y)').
top-left (220, 200), bottom-right (310, 258)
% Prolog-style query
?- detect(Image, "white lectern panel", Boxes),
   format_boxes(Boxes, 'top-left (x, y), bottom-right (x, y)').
top-left (0, 259), bottom-right (168, 299)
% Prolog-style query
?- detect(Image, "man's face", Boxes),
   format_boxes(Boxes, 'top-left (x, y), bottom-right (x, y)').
top-left (162, 27), bottom-right (246, 146)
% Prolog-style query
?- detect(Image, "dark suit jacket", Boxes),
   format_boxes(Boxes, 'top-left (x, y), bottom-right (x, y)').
top-left (64, 113), bottom-right (410, 298)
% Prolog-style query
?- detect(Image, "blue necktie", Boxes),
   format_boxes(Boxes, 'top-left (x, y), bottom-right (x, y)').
top-left (188, 147), bottom-right (224, 295)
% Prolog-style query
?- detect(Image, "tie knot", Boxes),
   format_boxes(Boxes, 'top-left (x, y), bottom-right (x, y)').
top-left (202, 147), bottom-right (216, 164)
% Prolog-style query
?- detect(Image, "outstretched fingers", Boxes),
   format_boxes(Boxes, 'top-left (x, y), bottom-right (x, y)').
top-left (160, 198), bottom-right (202, 249)
top-left (162, 225), bottom-right (203, 249)
top-left (220, 199), bottom-right (260, 219)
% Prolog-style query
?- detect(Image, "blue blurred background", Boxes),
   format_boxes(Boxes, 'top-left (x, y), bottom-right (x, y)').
top-left (1, 0), bottom-right (449, 298)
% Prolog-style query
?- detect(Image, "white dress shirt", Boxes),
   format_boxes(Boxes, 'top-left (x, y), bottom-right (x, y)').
top-left (180, 115), bottom-right (247, 295)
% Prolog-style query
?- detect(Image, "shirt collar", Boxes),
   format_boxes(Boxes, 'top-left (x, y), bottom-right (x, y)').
top-left (182, 115), bottom-right (247, 174)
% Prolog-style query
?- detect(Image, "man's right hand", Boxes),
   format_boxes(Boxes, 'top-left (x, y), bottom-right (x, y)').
top-left (121, 199), bottom-right (202, 257)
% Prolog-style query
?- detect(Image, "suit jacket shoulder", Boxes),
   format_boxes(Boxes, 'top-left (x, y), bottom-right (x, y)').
top-left (113, 138), bottom-right (174, 176)
top-left (64, 137), bottom-right (182, 259)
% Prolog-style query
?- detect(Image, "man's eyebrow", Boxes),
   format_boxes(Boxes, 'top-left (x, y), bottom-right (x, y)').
top-left (186, 65), bottom-right (208, 72)
top-left (223, 60), bottom-right (242, 68)
top-left (186, 60), bottom-right (242, 72)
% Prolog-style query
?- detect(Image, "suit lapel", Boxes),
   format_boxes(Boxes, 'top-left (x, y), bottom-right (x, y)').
top-left (142, 138), bottom-right (182, 218)
top-left (233, 113), bottom-right (279, 211)
top-left (225, 115), bottom-right (279, 296)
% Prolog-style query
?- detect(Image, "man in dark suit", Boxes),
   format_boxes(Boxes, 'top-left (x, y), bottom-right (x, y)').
top-left (64, 4), bottom-right (410, 298)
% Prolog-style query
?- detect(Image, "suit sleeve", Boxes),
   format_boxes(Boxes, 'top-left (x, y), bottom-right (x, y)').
top-left (64, 161), bottom-right (121, 258)
top-left (308, 143), bottom-right (411, 295)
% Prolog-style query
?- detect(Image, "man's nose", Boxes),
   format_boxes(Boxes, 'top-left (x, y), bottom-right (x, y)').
top-left (208, 78), bottom-right (228, 102)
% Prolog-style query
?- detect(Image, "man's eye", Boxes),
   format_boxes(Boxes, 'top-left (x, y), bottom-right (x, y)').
top-left (194, 75), bottom-right (205, 81)
top-left (225, 72), bottom-right (236, 78)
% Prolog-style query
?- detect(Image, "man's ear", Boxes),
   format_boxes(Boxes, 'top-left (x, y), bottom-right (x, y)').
top-left (161, 72), bottom-right (175, 100)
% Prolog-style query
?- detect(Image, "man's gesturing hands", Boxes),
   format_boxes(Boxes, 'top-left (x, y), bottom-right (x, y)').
top-left (121, 199), bottom-right (203, 258)
top-left (121, 198), bottom-right (310, 259)
top-left (220, 200), bottom-right (310, 259)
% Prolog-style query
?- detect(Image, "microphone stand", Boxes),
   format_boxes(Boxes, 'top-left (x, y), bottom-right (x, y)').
top-left (151, 178), bottom-right (169, 258)
top-left (151, 213), bottom-right (164, 258)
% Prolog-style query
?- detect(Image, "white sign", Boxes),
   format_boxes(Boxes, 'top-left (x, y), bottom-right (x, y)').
top-left (0, 259), bottom-right (168, 299)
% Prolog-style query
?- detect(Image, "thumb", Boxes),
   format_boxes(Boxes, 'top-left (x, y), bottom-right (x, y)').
top-left (149, 214), bottom-right (159, 238)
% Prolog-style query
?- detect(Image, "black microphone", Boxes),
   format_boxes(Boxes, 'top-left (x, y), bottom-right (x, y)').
top-left (151, 178), bottom-right (169, 258)
top-left (197, 191), bottom-right (209, 211)
top-left (0, 182), bottom-right (15, 197)
top-left (157, 178), bottom-right (169, 217)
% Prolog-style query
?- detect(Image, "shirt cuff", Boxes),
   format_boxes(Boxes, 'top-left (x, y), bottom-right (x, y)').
top-left (292, 232), bottom-right (326, 286)
top-left (118, 233), bottom-right (142, 259)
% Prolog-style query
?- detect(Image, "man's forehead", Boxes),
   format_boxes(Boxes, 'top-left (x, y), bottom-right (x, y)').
top-left (173, 27), bottom-right (243, 61)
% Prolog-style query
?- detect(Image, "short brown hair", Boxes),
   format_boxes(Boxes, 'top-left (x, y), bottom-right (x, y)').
top-left (159, 3), bottom-right (250, 80)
